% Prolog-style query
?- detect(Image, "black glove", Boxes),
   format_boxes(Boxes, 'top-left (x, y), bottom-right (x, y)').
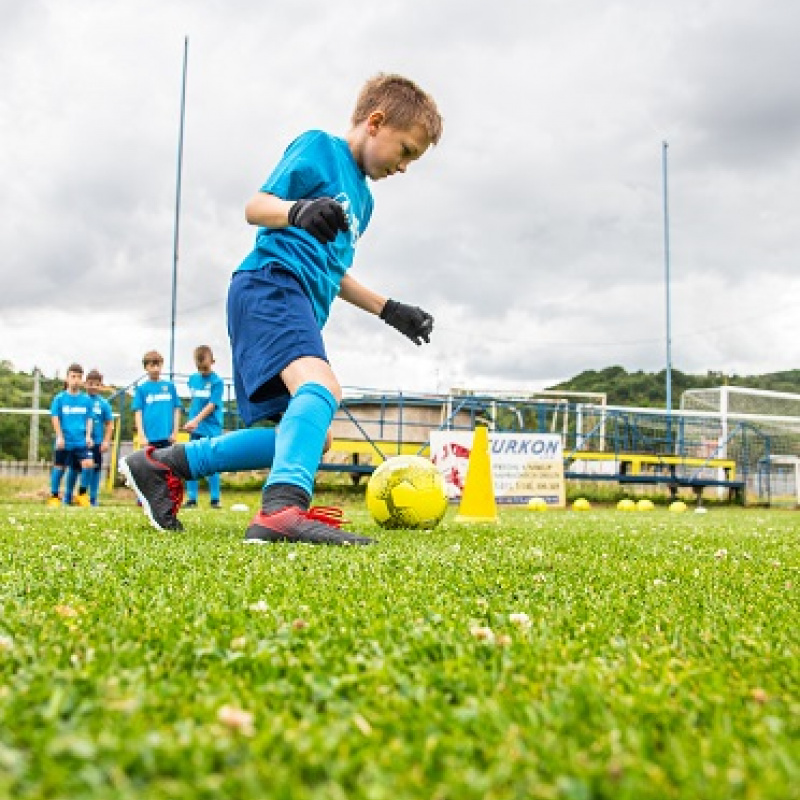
top-left (288, 198), bottom-right (348, 244)
top-left (380, 299), bottom-right (434, 345)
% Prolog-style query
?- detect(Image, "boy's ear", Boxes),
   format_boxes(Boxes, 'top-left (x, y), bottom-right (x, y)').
top-left (366, 110), bottom-right (386, 134)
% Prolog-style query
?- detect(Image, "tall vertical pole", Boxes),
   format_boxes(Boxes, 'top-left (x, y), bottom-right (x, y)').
top-left (169, 36), bottom-right (189, 380)
top-left (28, 366), bottom-right (41, 466)
top-left (662, 140), bottom-right (672, 413)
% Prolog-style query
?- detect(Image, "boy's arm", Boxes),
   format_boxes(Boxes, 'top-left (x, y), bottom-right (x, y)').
top-left (101, 419), bottom-right (114, 452)
top-left (183, 402), bottom-right (215, 432)
top-left (338, 274), bottom-right (386, 315)
top-left (134, 410), bottom-right (147, 447)
top-left (244, 192), bottom-right (293, 227)
top-left (339, 274), bottom-right (434, 346)
top-left (51, 415), bottom-right (65, 448)
top-left (246, 192), bottom-right (347, 244)
top-left (171, 407), bottom-right (182, 442)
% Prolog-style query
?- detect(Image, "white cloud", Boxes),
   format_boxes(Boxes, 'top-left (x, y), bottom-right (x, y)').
top-left (1, 0), bottom-right (798, 393)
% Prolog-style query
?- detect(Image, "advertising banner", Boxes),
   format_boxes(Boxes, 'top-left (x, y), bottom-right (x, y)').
top-left (430, 431), bottom-right (565, 507)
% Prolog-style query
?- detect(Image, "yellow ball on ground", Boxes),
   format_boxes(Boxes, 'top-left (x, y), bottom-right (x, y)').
top-left (527, 497), bottom-right (548, 511)
top-left (366, 455), bottom-right (448, 530)
top-left (617, 498), bottom-right (636, 511)
top-left (572, 497), bottom-right (591, 511)
top-left (669, 500), bottom-right (687, 513)
top-left (637, 498), bottom-right (655, 511)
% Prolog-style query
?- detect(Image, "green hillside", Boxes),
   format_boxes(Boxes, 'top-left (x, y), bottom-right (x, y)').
top-left (549, 366), bottom-right (800, 408)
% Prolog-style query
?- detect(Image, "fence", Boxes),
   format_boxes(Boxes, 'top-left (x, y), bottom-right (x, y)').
top-left (2, 386), bottom-right (797, 506)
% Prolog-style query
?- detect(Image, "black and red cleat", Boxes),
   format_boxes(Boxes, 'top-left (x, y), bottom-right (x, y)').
top-left (244, 506), bottom-right (373, 546)
top-left (119, 446), bottom-right (185, 532)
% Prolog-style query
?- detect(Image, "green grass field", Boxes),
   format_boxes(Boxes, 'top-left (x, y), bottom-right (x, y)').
top-left (0, 487), bottom-right (798, 799)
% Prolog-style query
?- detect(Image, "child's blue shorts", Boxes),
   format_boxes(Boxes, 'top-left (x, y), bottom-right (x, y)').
top-left (227, 264), bottom-right (328, 427)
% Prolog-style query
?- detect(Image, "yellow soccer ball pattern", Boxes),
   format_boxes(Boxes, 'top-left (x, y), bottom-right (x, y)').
top-left (366, 455), bottom-right (448, 530)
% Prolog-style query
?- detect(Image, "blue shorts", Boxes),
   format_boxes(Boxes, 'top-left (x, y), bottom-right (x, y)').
top-left (91, 444), bottom-right (104, 469)
top-left (55, 446), bottom-right (91, 469)
top-left (227, 265), bottom-right (328, 426)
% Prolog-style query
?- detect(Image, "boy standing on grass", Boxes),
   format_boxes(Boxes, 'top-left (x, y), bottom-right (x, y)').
top-left (86, 369), bottom-right (114, 507)
top-left (183, 345), bottom-right (224, 509)
top-left (131, 351), bottom-right (182, 450)
top-left (47, 363), bottom-right (94, 507)
top-left (121, 73), bottom-right (442, 544)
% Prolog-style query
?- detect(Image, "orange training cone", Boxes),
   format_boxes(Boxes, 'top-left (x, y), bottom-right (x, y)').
top-left (455, 426), bottom-right (499, 524)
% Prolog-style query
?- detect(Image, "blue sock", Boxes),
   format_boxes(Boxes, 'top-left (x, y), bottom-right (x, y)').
top-left (186, 480), bottom-right (199, 503)
top-left (79, 467), bottom-right (91, 493)
top-left (64, 468), bottom-right (78, 503)
top-left (50, 467), bottom-right (65, 496)
top-left (184, 427), bottom-right (276, 478)
top-left (207, 473), bottom-right (221, 503)
top-left (90, 467), bottom-right (101, 504)
top-left (266, 383), bottom-right (337, 496)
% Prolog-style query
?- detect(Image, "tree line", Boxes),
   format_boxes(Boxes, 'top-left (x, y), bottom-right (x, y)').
top-left (1, 360), bottom-right (799, 461)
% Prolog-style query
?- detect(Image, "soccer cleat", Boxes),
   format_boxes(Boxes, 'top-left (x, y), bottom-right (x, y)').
top-left (119, 447), bottom-right (185, 532)
top-left (75, 494), bottom-right (91, 508)
top-left (244, 506), bottom-right (373, 546)
top-left (46, 496), bottom-right (62, 508)
top-left (210, 500), bottom-right (221, 509)
top-left (183, 499), bottom-right (198, 508)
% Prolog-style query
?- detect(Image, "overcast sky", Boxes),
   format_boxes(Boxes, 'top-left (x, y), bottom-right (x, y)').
top-left (2, 0), bottom-right (798, 396)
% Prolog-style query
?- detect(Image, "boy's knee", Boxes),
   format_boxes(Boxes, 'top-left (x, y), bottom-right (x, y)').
top-left (315, 378), bottom-right (342, 405)
top-left (323, 429), bottom-right (333, 453)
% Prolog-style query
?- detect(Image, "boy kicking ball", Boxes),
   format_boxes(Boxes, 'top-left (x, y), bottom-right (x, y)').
top-left (120, 73), bottom-right (443, 545)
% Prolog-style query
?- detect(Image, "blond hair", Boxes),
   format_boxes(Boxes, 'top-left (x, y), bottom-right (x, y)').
top-left (352, 73), bottom-right (443, 145)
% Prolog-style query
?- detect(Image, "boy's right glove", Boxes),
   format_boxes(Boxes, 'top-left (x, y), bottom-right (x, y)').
top-left (288, 198), bottom-right (349, 244)
top-left (380, 299), bottom-right (434, 345)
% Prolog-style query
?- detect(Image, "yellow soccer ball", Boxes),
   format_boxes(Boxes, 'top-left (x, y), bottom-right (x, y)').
top-left (617, 498), bottom-right (636, 512)
top-left (528, 497), bottom-right (549, 511)
top-left (669, 500), bottom-right (687, 514)
top-left (366, 455), bottom-right (448, 530)
top-left (637, 498), bottom-right (655, 511)
top-left (572, 497), bottom-right (591, 511)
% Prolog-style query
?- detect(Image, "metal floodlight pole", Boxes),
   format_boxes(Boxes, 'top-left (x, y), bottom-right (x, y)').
top-left (169, 36), bottom-right (189, 381)
top-left (662, 140), bottom-right (673, 414)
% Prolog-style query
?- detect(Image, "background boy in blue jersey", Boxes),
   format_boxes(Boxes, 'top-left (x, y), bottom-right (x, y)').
top-left (48, 363), bottom-right (94, 507)
top-left (131, 351), bottom-right (182, 450)
top-left (183, 345), bottom-right (224, 509)
top-left (121, 74), bottom-right (443, 544)
top-left (86, 369), bottom-right (114, 507)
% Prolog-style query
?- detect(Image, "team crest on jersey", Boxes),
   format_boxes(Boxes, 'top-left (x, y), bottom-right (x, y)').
top-left (335, 192), bottom-right (361, 248)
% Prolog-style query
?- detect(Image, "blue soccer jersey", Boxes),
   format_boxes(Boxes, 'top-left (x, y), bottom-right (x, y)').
top-left (131, 380), bottom-right (182, 443)
top-left (236, 130), bottom-right (374, 328)
top-left (187, 372), bottom-right (224, 438)
top-left (89, 395), bottom-right (113, 446)
top-left (50, 391), bottom-right (92, 449)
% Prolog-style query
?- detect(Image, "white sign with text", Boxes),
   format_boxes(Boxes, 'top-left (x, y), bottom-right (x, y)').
top-left (429, 431), bottom-right (566, 507)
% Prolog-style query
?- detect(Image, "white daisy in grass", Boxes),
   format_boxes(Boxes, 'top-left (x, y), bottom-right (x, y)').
top-left (470, 625), bottom-right (495, 643)
top-left (509, 612), bottom-right (531, 629)
top-left (217, 705), bottom-right (255, 736)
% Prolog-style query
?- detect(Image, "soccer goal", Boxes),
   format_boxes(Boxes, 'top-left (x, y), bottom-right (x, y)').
top-left (681, 386), bottom-right (800, 506)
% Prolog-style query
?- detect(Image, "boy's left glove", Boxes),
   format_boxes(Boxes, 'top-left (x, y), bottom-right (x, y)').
top-left (380, 299), bottom-right (434, 345)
